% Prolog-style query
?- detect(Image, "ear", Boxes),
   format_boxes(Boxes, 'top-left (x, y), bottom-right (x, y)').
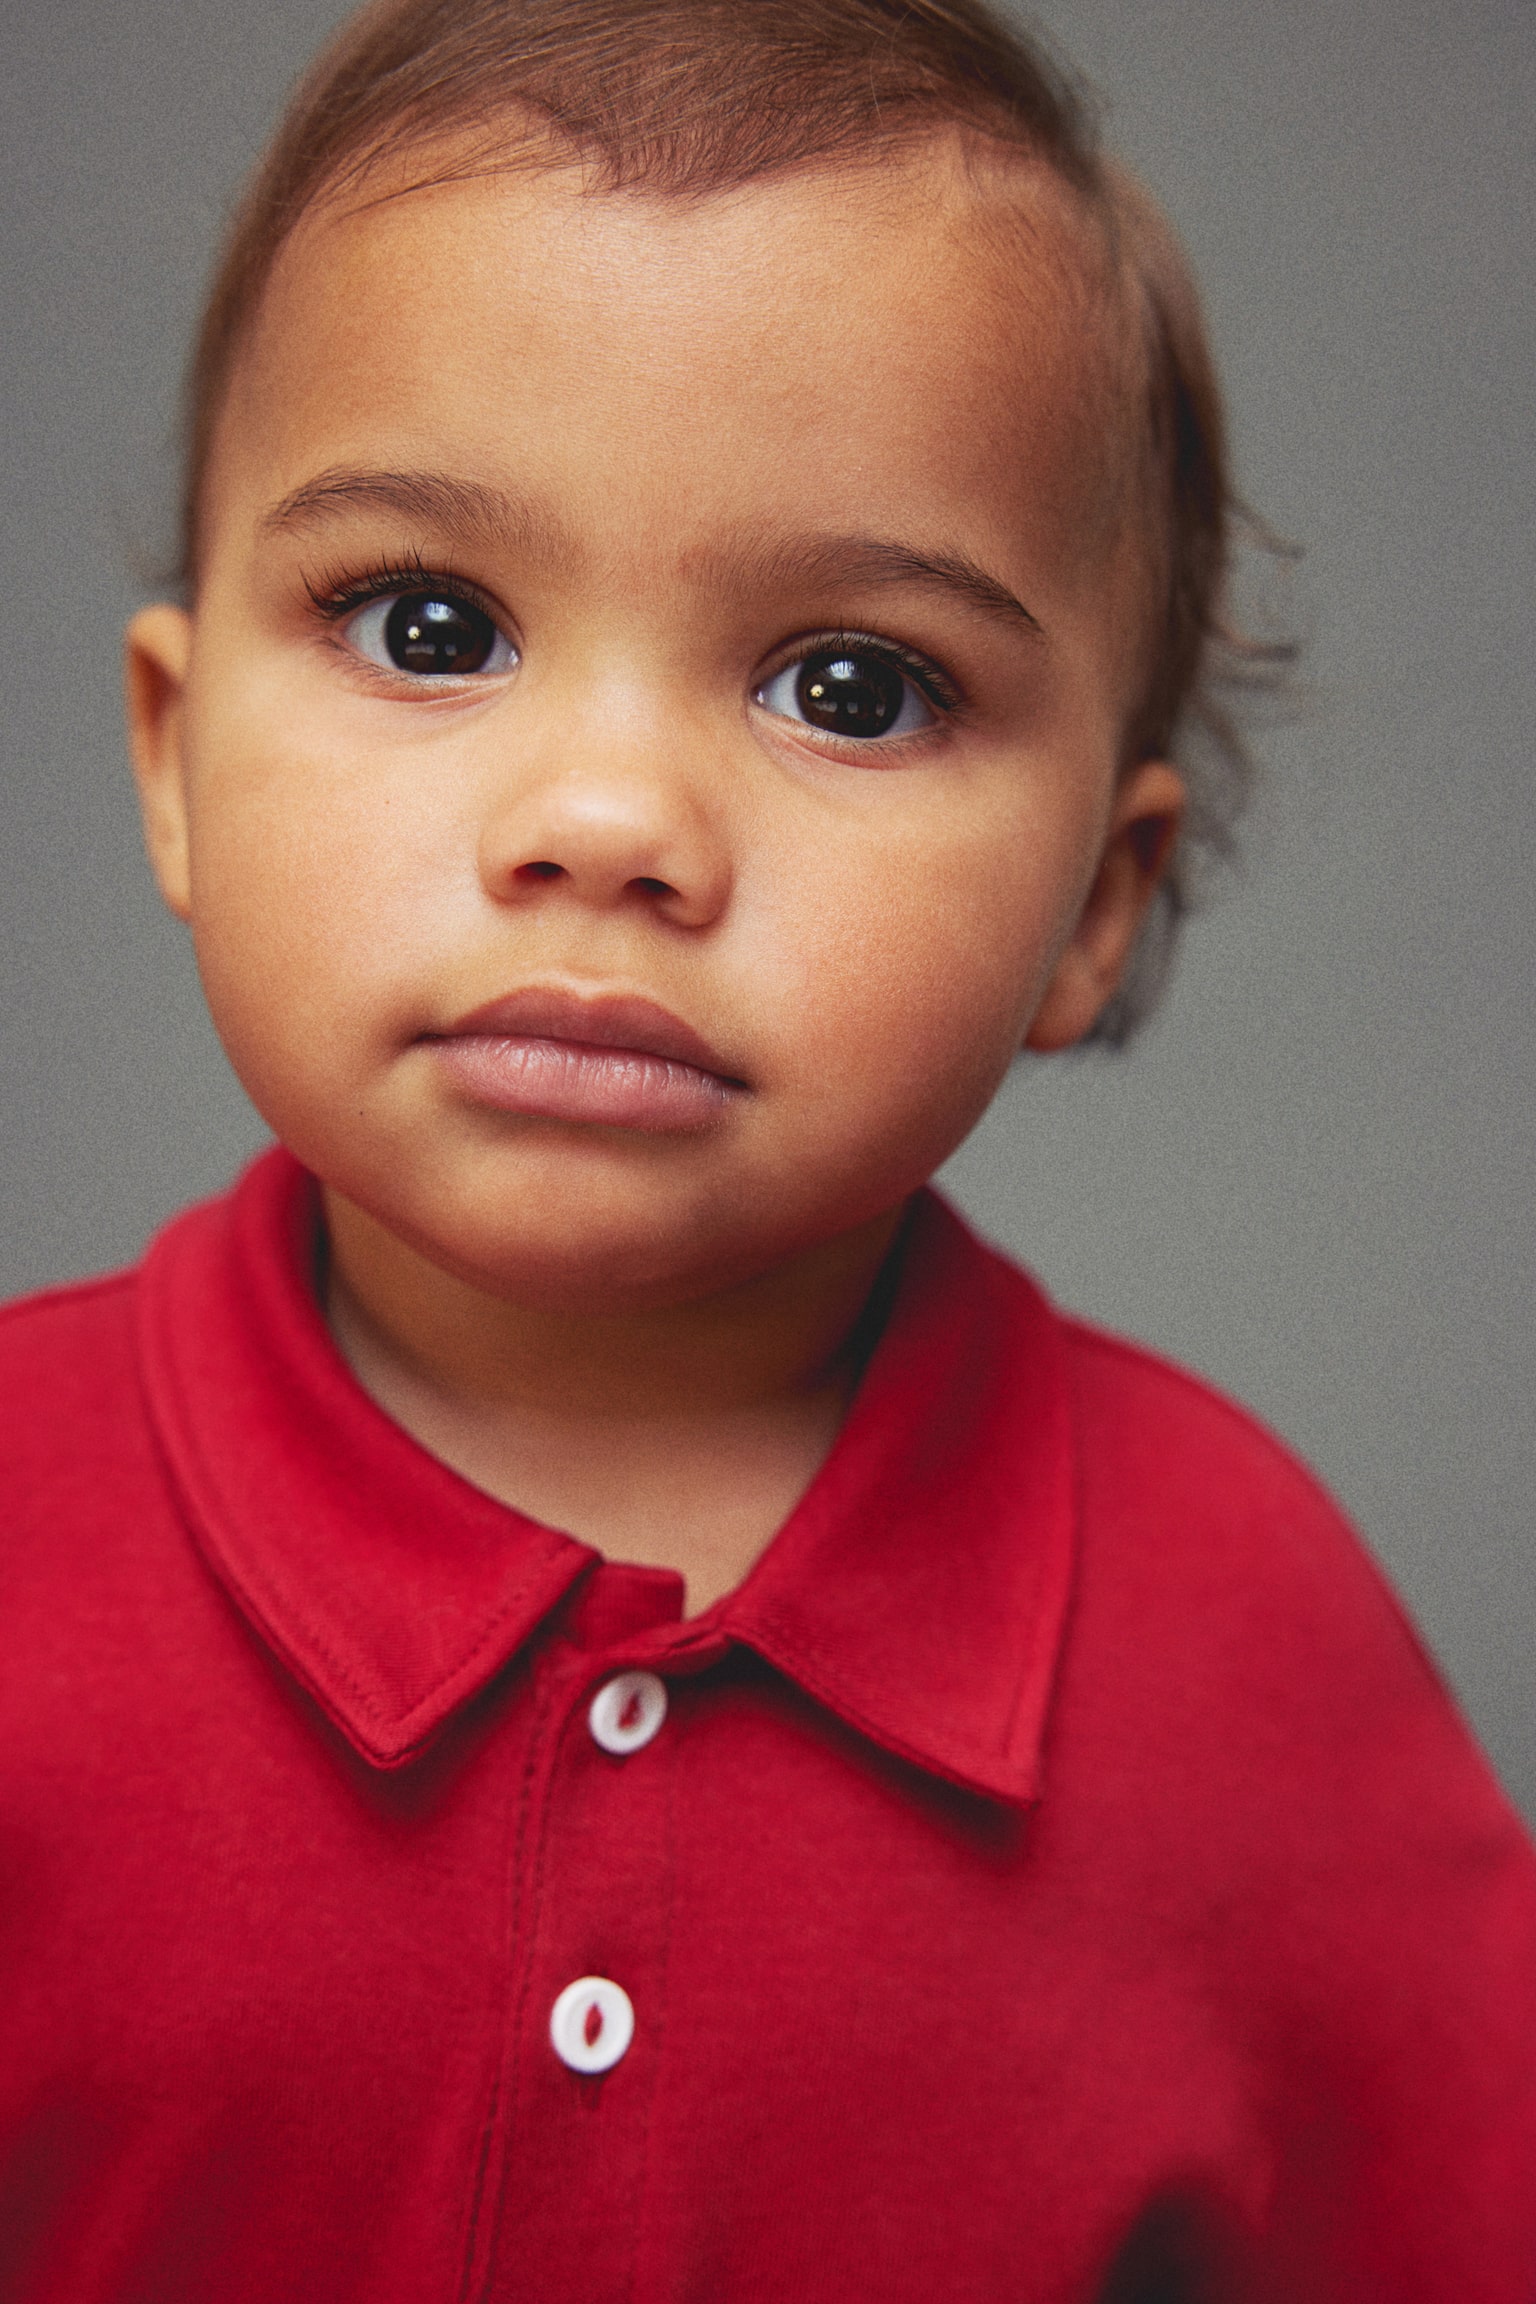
top-left (1024, 758), bottom-right (1185, 1053)
top-left (125, 604), bottom-right (195, 922)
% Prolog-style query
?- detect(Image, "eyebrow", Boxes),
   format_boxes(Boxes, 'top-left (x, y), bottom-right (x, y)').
top-left (261, 468), bottom-right (560, 556)
top-left (261, 467), bottom-right (1043, 636)
top-left (764, 535), bottom-right (1043, 638)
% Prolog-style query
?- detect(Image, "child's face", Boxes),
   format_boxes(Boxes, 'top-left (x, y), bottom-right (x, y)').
top-left (129, 141), bottom-right (1179, 1309)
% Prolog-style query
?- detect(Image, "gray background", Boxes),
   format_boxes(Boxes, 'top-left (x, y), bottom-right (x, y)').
top-left (2, 0), bottom-right (1532, 1815)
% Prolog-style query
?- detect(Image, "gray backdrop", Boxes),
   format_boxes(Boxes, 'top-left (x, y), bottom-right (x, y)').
top-left (3, 0), bottom-right (1533, 1817)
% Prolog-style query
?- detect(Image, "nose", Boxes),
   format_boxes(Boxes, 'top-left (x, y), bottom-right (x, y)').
top-left (476, 704), bottom-right (733, 931)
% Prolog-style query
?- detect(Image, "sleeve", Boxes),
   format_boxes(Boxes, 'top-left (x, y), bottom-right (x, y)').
top-left (1065, 1321), bottom-right (1536, 2303)
top-left (1255, 1564), bottom-right (1536, 2302)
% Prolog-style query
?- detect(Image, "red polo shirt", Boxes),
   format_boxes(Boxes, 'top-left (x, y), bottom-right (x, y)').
top-left (1, 1148), bottom-right (1533, 2301)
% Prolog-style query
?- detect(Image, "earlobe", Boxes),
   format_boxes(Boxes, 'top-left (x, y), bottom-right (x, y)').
top-left (1024, 759), bottom-right (1185, 1053)
top-left (125, 604), bottom-right (196, 922)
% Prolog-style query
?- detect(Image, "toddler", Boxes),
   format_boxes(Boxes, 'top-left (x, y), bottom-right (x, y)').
top-left (2, 0), bottom-right (1533, 2296)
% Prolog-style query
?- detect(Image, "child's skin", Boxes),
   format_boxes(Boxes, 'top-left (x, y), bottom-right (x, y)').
top-left (126, 135), bottom-right (1182, 1613)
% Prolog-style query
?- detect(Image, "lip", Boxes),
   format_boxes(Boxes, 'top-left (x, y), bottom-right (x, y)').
top-left (423, 987), bottom-right (748, 1133)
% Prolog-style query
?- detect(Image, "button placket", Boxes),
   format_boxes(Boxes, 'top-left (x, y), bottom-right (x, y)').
top-left (536, 1675), bottom-right (668, 2080)
top-left (482, 1647), bottom-right (679, 2297)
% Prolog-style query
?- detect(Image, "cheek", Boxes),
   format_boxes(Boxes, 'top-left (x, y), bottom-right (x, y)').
top-left (756, 791), bottom-right (1089, 1164)
top-left (179, 686), bottom-right (454, 1091)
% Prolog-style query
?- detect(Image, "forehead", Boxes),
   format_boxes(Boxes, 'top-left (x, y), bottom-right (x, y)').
top-left (210, 139), bottom-right (1138, 601)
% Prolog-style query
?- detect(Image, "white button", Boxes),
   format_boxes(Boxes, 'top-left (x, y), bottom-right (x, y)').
top-left (588, 1670), bottom-right (668, 1756)
top-left (549, 1976), bottom-right (634, 2074)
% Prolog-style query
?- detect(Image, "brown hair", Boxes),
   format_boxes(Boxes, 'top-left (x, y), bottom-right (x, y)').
top-left (178, 0), bottom-right (1290, 1041)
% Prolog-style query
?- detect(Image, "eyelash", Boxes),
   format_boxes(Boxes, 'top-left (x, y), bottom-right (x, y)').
top-left (303, 553), bottom-right (505, 630)
top-left (302, 562), bottom-right (965, 718)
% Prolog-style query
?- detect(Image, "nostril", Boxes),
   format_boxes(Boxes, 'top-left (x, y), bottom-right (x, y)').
top-left (632, 876), bottom-right (676, 898)
top-left (516, 861), bottom-right (566, 883)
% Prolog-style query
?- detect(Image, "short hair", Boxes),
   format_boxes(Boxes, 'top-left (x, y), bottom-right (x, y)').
top-left (178, 0), bottom-right (1292, 1042)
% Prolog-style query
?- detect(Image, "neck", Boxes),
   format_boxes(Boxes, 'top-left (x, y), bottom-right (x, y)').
top-left (319, 1190), bottom-right (911, 1613)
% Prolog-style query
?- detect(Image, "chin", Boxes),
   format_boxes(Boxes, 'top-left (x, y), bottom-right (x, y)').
top-left (396, 1153), bottom-right (790, 1312)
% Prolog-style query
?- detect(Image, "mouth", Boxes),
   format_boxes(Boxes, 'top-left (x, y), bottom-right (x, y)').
top-left (422, 987), bottom-right (748, 1134)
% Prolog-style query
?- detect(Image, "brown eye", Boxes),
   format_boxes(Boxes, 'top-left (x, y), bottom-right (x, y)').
top-left (384, 592), bottom-right (497, 675)
top-left (340, 587), bottom-right (516, 679)
top-left (800, 650), bottom-right (905, 735)
top-left (759, 646), bottom-right (934, 740)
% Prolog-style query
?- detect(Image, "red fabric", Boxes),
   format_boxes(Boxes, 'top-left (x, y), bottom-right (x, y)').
top-left (1, 1146), bottom-right (1532, 2302)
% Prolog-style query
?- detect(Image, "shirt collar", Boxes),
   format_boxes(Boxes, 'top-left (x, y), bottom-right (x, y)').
top-left (138, 1148), bottom-right (1076, 1807)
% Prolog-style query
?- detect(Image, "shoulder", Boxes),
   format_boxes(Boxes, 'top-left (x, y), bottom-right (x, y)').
top-left (1051, 1305), bottom-right (1433, 1677)
top-left (1027, 1296), bottom-right (1531, 1897)
top-left (943, 1205), bottom-right (1367, 1585)
top-left (0, 1264), bottom-right (141, 1412)
top-left (0, 1163), bottom-right (261, 1467)
top-left (942, 1215), bottom-right (1520, 1825)
top-left (0, 1263), bottom-right (159, 1524)
top-left (1056, 1309), bottom-right (1372, 1573)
